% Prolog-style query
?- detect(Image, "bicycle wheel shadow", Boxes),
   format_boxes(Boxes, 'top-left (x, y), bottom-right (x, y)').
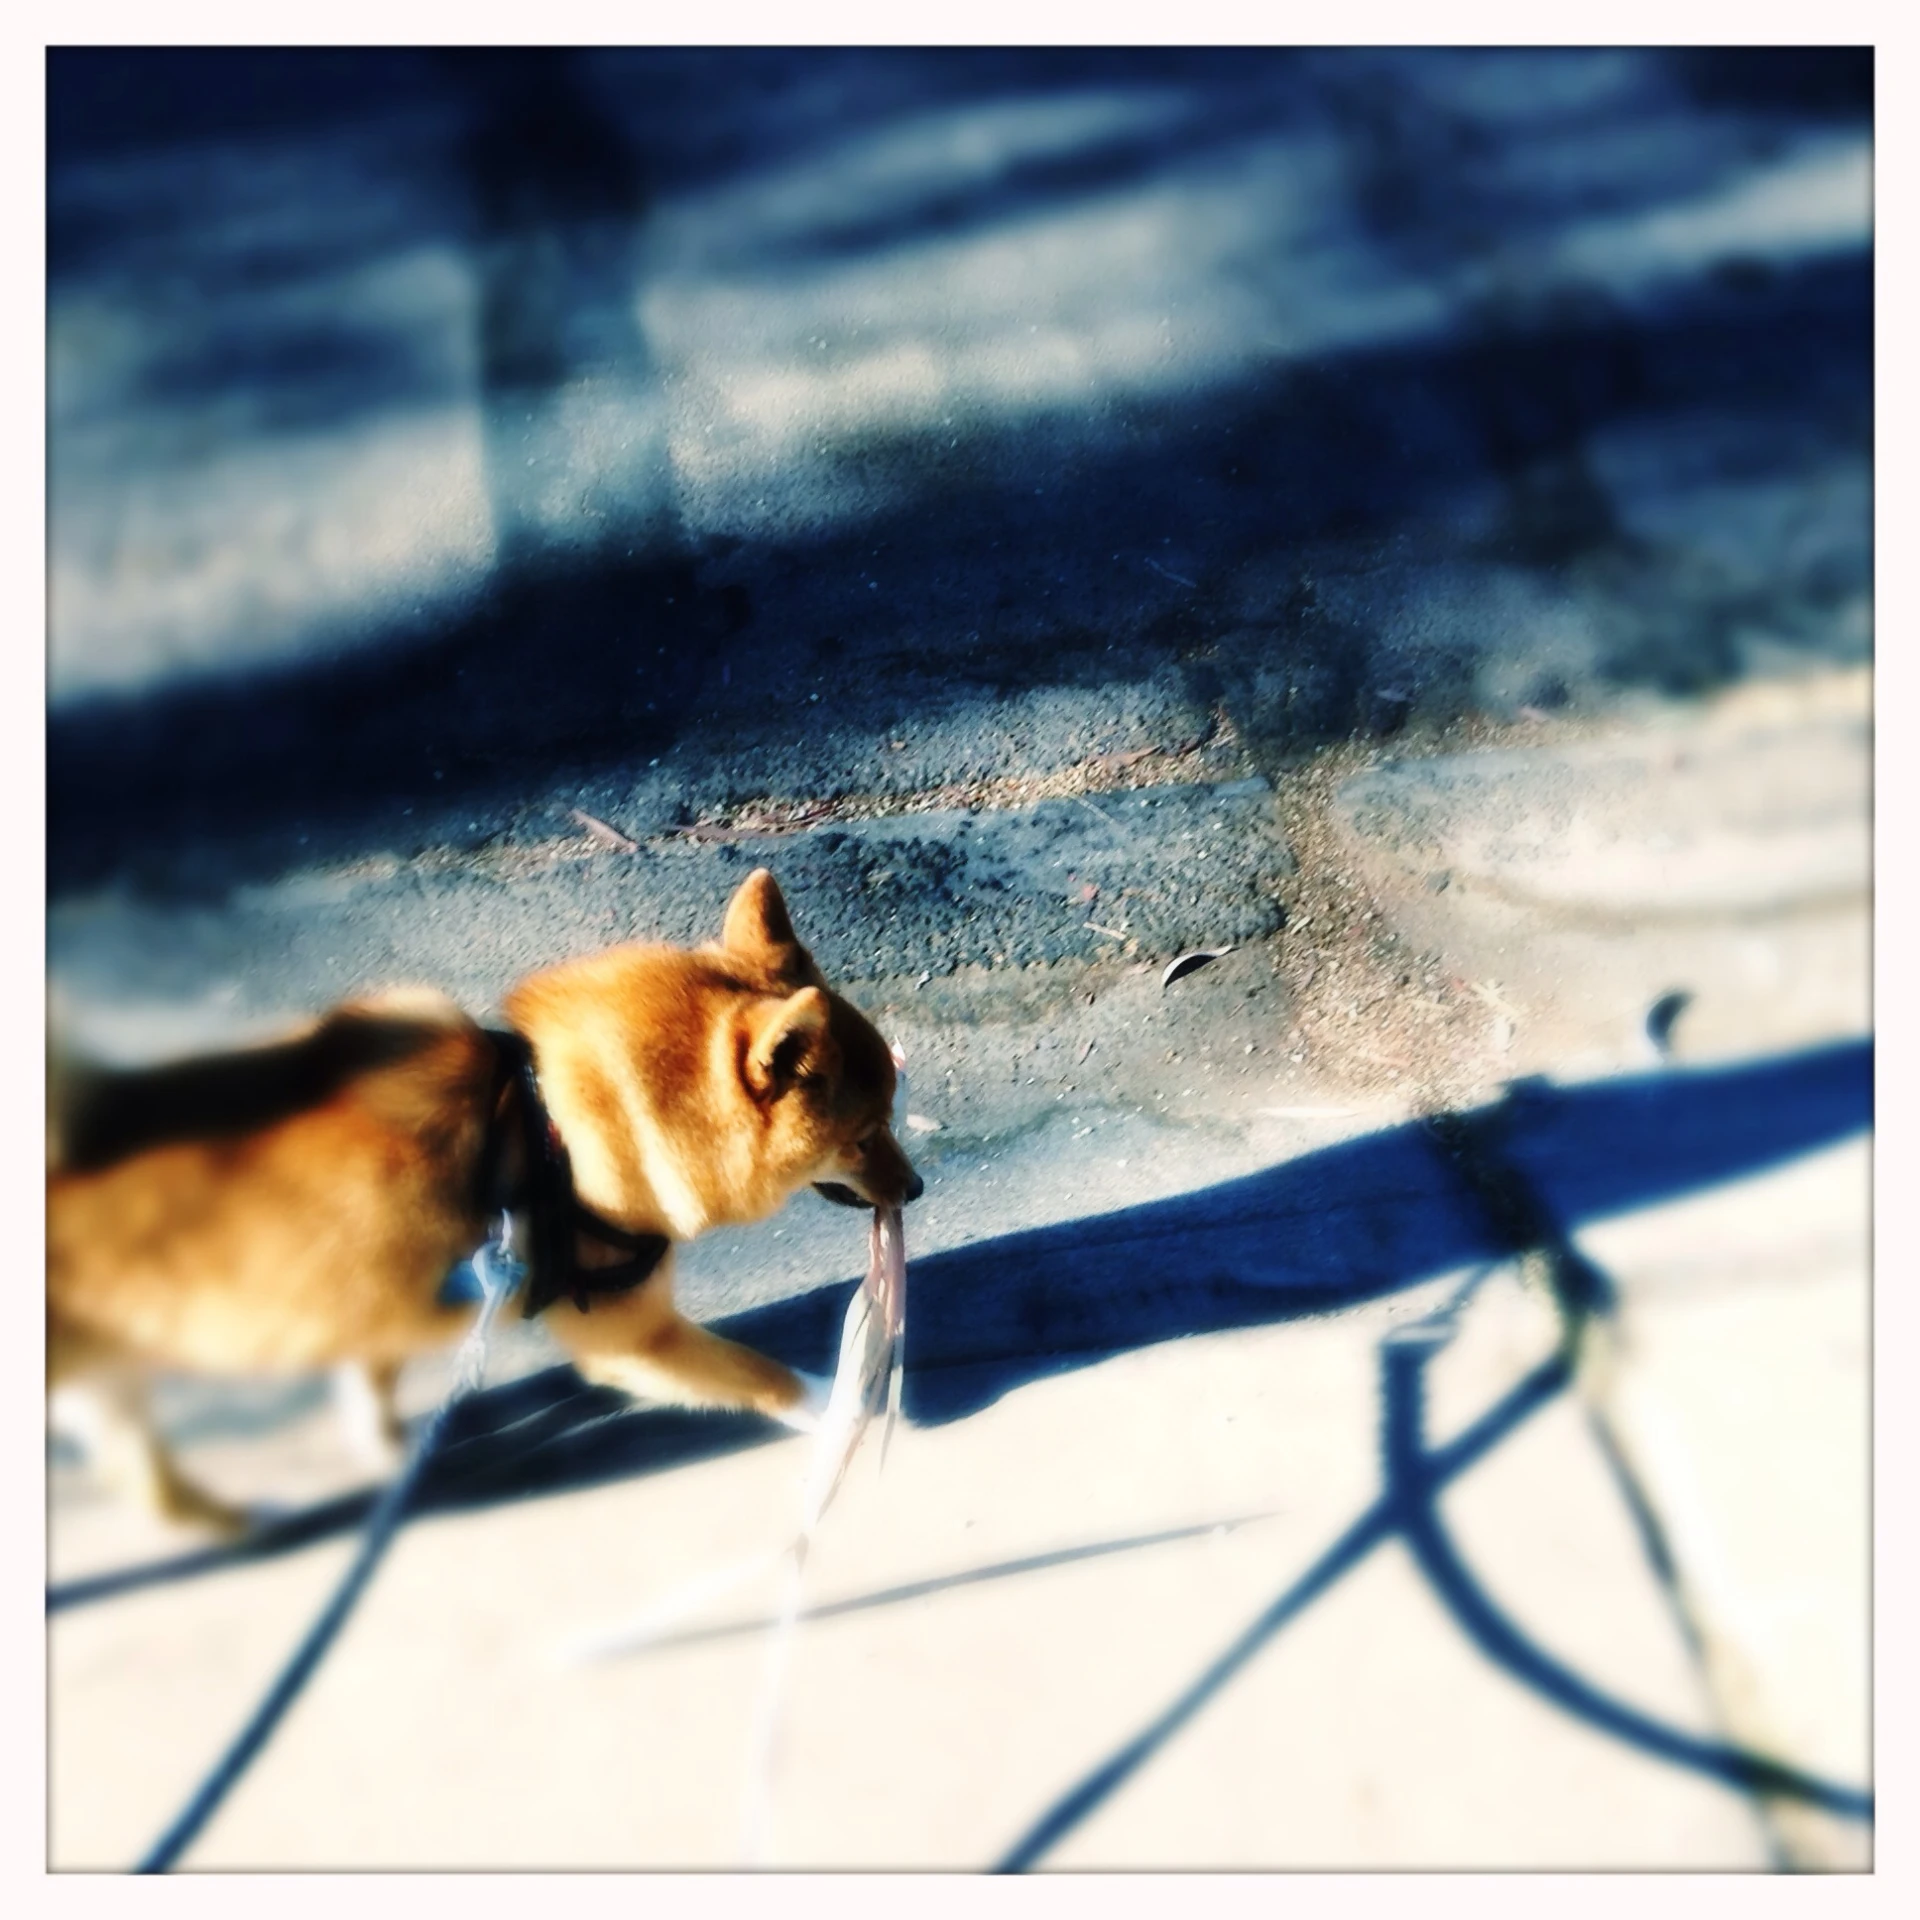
top-left (993, 1288), bottom-right (1872, 1872)
top-left (48, 1035), bottom-right (1869, 1614)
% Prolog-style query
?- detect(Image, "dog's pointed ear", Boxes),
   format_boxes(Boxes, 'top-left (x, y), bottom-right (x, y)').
top-left (744, 986), bottom-right (833, 1100)
top-left (722, 869), bottom-right (816, 980)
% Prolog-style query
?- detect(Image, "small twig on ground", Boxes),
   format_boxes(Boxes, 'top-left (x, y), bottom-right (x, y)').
top-left (668, 807), bottom-right (834, 844)
top-left (569, 810), bottom-right (638, 853)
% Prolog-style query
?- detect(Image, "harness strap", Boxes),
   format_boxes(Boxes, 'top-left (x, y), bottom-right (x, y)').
top-left (479, 1027), bottom-right (671, 1319)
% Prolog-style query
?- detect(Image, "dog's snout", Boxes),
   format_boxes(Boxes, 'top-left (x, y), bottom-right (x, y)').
top-left (881, 1131), bottom-right (925, 1206)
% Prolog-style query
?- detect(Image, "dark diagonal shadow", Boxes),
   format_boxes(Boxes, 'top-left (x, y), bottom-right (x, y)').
top-left (46, 1385), bottom-right (769, 1614)
top-left (994, 1301), bottom-right (1871, 1871)
top-left (991, 1339), bottom-right (1569, 1871)
top-left (47, 1038), bottom-right (1869, 1617)
top-left (1392, 1390), bottom-right (1875, 1821)
top-left (760, 1037), bottom-right (1872, 1427)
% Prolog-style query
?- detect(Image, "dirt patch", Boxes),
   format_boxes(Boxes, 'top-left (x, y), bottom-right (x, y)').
top-left (1259, 709), bottom-right (1585, 1111)
top-left (643, 707), bottom-right (1255, 844)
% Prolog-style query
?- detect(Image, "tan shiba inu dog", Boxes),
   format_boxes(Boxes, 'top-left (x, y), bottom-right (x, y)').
top-left (47, 870), bottom-right (922, 1533)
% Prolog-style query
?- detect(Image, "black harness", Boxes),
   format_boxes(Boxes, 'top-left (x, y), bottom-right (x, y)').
top-left (477, 1028), bottom-right (671, 1319)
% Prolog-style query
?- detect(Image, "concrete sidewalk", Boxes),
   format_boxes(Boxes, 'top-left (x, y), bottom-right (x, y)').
top-left (47, 672), bottom-right (1872, 1872)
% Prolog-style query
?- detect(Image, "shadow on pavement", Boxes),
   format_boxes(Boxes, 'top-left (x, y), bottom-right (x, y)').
top-left (48, 50), bottom-right (1871, 898)
top-left (47, 244), bottom-right (1870, 897)
top-left (993, 1279), bottom-right (1870, 1871)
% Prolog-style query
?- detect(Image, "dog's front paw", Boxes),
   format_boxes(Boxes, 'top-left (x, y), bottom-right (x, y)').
top-left (771, 1368), bottom-right (834, 1434)
top-left (151, 1476), bottom-right (257, 1541)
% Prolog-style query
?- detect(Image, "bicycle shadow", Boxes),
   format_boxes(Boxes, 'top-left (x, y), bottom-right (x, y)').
top-left (49, 1035), bottom-right (1869, 1616)
top-left (987, 1040), bottom-right (1875, 1866)
top-left (993, 1290), bottom-right (1871, 1871)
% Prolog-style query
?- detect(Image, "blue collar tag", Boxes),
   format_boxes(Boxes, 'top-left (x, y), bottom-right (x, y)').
top-left (438, 1219), bottom-right (528, 1309)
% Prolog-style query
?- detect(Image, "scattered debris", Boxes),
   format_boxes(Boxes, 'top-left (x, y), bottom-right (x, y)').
top-left (569, 809), bottom-right (638, 853)
top-left (1169, 709), bottom-right (1221, 757)
top-left (1161, 946), bottom-right (1235, 988)
top-left (668, 806), bottom-right (834, 844)
top-left (1644, 989), bottom-right (1693, 1061)
top-left (905, 1113), bottom-right (943, 1134)
top-left (1466, 980), bottom-right (1519, 1017)
top-left (1069, 791), bottom-right (1139, 846)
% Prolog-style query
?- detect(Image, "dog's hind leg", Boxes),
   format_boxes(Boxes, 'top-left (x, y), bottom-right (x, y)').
top-left (49, 1372), bottom-right (251, 1537)
top-left (332, 1358), bottom-right (408, 1471)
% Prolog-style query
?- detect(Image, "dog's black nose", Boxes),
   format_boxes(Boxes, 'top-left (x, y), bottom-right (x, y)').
top-left (904, 1168), bottom-right (925, 1204)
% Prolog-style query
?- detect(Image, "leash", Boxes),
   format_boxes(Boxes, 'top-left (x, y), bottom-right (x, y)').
top-left (126, 1022), bottom-right (677, 1869)
top-left (133, 1222), bottom-right (525, 1873)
